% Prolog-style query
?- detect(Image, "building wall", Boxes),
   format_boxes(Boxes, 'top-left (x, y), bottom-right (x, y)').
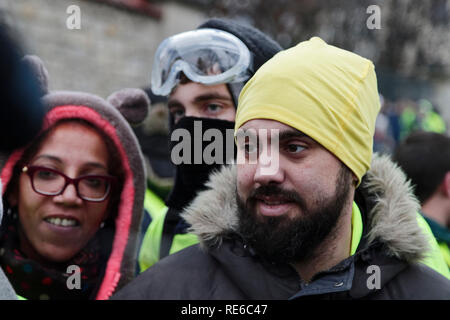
top-left (2, 0), bottom-right (449, 132)
top-left (0, 0), bottom-right (206, 97)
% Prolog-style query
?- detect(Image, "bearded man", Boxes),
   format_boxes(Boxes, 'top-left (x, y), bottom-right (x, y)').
top-left (113, 37), bottom-right (450, 300)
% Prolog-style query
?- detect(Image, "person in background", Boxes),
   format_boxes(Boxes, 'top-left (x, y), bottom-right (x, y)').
top-left (0, 24), bottom-right (46, 300)
top-left (134, 88), bottom-right (175, 204)
top-left (113, 37), bottom-right (450, 300)
top-left (137, 18), bottom-right (282, 272)
top-left (399, 99), bottom-right (447, 141)
top-left (0, 25), bottom-right (45, 152)
top-left (132, 88), bottom-right (175, 273)
top-left (373, 95), bottom-right (395, 154)
top-left (0, 57), bottom-right (148, 299)
top-left (394, 131), bottom-right (450, 270)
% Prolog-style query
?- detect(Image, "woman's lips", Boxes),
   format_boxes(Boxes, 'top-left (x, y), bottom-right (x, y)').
top-left (43, 214), bottom-right (81, 230)
top-left (44, 217), bottom-right (79, 227)
top-left (41, 218), bottom-right (82, 241)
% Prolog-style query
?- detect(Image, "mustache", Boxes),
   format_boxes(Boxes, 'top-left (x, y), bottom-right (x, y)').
top-left (247, 184), bottom-right (307, 209)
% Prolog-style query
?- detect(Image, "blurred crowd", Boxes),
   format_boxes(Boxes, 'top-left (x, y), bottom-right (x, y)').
top-left (374, 96), bottom-right (447, 155)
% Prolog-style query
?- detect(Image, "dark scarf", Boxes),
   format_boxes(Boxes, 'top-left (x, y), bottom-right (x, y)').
top-left (0, 207), bottom-right (111, 300)
top-left (165, 116), bottom-right (236, 211)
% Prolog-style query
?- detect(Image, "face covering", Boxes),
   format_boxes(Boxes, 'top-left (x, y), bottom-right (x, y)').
top-left (166, 116), bottom-right (236, 211)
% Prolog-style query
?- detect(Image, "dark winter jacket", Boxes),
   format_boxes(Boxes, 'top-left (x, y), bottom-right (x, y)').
top-left (112, 155), bottom-right (450, 300)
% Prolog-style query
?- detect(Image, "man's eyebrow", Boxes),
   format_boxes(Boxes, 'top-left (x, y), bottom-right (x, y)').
top-left (167, 99), bottom-right (183, 109)
top-left (168, 93), bottom-right (232, 109)
top-left (277, 130), bottom-right (311, 141)
top-left (237, 128), bottom-right (310, 140)
top-left (193, 93), bottom-right (233, 104)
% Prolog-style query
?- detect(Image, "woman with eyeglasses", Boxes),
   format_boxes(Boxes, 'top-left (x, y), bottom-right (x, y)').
top-left (0, 57), bottom-right (148, 300)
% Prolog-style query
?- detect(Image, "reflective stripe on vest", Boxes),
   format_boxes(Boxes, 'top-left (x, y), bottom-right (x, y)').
top-left (144, 188), bottom-right (167, 221)
top-left (138, 205), bottom-right (167, 272)
top-left (438, 242), bottom-right (450, 269)
top-left (417, 213), bottom-right (450, 279)
top-left (138, 189), bottom-right (199, 273)
top-left (423, 111), bottom-right (446, 133)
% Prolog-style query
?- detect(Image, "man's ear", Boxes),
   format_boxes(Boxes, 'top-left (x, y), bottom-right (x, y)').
top-left (442, 171), bottom-right (450, 198)
top-left (352, 173), bottom-right (358, 187)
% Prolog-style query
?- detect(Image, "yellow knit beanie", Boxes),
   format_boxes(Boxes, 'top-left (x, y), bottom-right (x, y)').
top-left (235, 37), bottom-right (381, 183)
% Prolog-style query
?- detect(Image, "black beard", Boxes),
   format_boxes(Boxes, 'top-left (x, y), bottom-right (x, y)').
top-left (237, 165), bottom-right (353, 265)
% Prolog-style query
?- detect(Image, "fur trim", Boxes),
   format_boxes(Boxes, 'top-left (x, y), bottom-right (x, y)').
top-left (181, 166), bottom-right (238, 250)
top-left (362, 153), bottom-right (429, 263)
top-left (22, 55), bottom-right (49, 95)
top-left (107, 88), bottom-right (149, 126)
top-left (181, 154), bottom-right (430, 263)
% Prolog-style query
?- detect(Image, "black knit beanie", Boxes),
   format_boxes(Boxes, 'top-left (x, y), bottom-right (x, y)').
top-left (198, 18), bottom-right (282, 75)
top-left (197, 18), bottom-right (283, 106)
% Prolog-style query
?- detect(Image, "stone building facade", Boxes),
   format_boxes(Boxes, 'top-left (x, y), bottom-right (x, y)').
top-left (0, 0), bottom-right (206, 97)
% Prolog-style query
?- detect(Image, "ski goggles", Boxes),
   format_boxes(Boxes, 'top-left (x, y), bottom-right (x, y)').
top-left (151, 28), bottom-right (253, 96)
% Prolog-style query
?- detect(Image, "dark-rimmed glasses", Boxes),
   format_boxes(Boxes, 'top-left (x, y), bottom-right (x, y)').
top-left (22, 165), bottom-right (116, 202)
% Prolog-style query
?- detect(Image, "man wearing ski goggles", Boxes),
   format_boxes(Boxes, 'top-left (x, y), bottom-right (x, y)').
top-left (151, 27), bottom-right (253, 124)
top-left (137, 18), bottom-right (282, 273)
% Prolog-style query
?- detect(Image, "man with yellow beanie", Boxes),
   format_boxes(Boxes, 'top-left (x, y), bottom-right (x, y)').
top-left (113, 37), bottom-right (450, 300)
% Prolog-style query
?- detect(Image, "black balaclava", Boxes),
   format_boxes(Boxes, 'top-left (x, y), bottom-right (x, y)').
top-left (166, 116), bottom-right (235, 210)
top-left (165, 18), bottom-right (282, 212)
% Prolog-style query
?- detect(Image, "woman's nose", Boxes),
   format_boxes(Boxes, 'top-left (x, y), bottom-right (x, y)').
top-left (53, 183), bottom-right (83, 206)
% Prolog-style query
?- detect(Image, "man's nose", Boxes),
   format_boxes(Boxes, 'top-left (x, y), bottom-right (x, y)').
top-left (253, 151), bottom-right (284, 185)
top-left (184, 109), bottom-right (202, 118)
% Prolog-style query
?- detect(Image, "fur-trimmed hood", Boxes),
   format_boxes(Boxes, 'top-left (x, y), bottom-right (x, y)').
top-left (181, 153), bottom-right (430, 264)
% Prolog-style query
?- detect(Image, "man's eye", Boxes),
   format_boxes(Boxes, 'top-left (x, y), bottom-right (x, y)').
top-left (173, 109), bottom-right (184, 117)
top-left (170, 108), bottom-right (185, 121)
top-left (244, 143), bottom-right (258, 154)
top-left (286, 144), bottom-right (305, 154)
top-left (206, 103), bottom-right (223, 113)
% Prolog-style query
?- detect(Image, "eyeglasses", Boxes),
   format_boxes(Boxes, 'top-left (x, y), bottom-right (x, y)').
top-left (22, 165), bottom-right (116, 202)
